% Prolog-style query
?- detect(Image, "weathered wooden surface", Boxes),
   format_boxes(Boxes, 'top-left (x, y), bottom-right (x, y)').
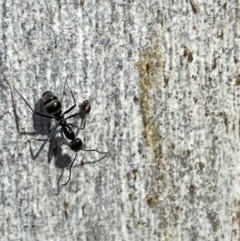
top-left (0, 0), bottom-right (240, 240)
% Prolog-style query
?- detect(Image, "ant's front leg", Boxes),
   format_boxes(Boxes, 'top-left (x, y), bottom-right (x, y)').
top-left (61, 76), bottom-right (77, 116)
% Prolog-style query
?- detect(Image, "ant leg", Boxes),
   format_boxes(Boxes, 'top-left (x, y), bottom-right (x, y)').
top-left (62, 152), bottom-right (78, 185)
top-left (82, 149), bottom-right (108, 155)
top-left (62, 77), bottom-right (77, 116)
top-left (28, 121), bottom-right (59, 142)
top-left (71, 149), bottom-right (108, 168)
top-left (6, 79), bottom-right (54, 119)
top-left (68, 123), bottom-right (85, 131)
top-left (80, 119), bottom-right (86, 130)
top-left (66, 100), bottom-right (91, 123)
top-left (66, 114), bottom-right (87, 134)
top-left (29, 140), bottom-right (48, 160)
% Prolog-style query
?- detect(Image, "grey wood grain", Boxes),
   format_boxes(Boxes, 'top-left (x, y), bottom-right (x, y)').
top-left (0, 0), bottom-right (240, 240)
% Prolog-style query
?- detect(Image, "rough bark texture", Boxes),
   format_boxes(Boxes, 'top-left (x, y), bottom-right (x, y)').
top-left (0, 0), bottom-right (240, 240)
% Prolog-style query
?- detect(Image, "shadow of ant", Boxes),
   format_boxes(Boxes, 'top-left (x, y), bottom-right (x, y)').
top-left (8, 83), bottom-right (53, 159)
top-left (48, 136), bottom-right (71, 195)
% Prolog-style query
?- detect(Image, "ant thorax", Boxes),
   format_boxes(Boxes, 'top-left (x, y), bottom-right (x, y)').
top-left (59, 118), bottom-right (67, 126)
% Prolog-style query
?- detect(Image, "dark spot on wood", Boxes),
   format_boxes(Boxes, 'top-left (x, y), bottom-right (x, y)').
top-left (129, 193), bottom-right (133, 201)
top-left (175, 206), bottom-right (183, 212)
top-left (132, 169), bottom-right (138, 181)
top-left (128, 50), bottom-right (132, 58)
top-left (164, 78), bottom-right (169, 87)
top-left (183, 49), bottom-right (188, 57)
top-left (80, 0), bottom-right (84, 7)
top-left (146, 63), bottom-right (150, 74)
top-left (146, 196), bottom-right (153, 206)
top-left (188, 52), bottom-right (193, 62)
top-left (212, 57), bottom-right (217, 69)
top-left (236, 75), bottom-right (240, 85)
top-left (198, 162), bottom-right (205, 170)
top-left (217, 31), bottom-right (223, 39)
top-left (189, 184), bottom-right (196, 193)
top-left (82, 204), bottom-right (85, 215)
top-left (133, 95), bottom-right (139, 103)
top-left (125, 169), bottom-right (138, 181)
top-left (63, 201), bottom-right (69, 220)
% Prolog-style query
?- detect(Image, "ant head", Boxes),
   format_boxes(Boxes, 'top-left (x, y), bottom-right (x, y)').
top-left (80, 100), bottom-right (91, 114)
top-left (42, 91), bottom-right (62, 118)
top-left (69, 138), bottom-right (83, 152)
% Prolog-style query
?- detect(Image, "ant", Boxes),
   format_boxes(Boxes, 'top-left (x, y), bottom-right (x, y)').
top-left (5, 78), bottom-right (108, 185)
top-left (6, 77), bottom-right (89, 142)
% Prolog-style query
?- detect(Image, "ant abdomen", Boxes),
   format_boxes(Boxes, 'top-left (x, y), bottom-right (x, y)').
top-left (42, 91), bottom-right (62, 118)
top-left (69, 138), bottom-right (83, 152)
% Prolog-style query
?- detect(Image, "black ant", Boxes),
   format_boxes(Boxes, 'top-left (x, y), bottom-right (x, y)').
top-left (6, 77), bottom-right (89, 142)
top-left (5, 78), bottom-right (108, 185)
